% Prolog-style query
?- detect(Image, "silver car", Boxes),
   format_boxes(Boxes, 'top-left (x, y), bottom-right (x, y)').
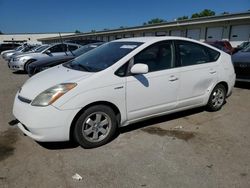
top-left (3, 45), bottom-right (35, 61)
top-left (8, 43), bottom-right (81, 71)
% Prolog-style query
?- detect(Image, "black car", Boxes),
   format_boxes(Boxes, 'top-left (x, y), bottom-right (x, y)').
top-left (0, 43), bottom-right (21, 53)
top-left (28, 42), bottom-right (104, 76)
top-left (232, 45), bottom-right (250, 82)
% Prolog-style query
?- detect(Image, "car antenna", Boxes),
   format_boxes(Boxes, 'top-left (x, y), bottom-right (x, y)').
top-left (59, 32), bottom-right (68, 56)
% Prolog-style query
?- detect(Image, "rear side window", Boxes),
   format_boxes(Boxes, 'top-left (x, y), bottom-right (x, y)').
top-left (206, 47), bottom-right (220, 61)
top-left (68, 45), bottom-right (78, 51)
top-left (176, 41), bottom-right (220, 66)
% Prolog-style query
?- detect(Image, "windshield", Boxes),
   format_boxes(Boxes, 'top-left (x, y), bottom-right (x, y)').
top-left (15, 46), bottom-right (23, 51)
top-left (64, 41), bottom-right (143, 72)
top-left (34, 45), bottom-right (50, 52)
top-left (241, 44), bottom-right (250, 52)
top-left (73, 43), bottom-right (104, 57)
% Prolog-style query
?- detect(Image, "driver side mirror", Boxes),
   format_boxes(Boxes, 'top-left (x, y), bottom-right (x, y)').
top-left (130, 63), bottom-right (148, 74)
top-left (45, 50), bottom-right (51, 55)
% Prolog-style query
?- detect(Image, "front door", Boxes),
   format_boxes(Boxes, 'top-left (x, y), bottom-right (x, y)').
top-left (126, 41), bottom-right (180, 121)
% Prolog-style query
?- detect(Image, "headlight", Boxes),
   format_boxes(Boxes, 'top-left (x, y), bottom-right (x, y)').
top-left (13, 57), bottom-right (20, 61)
top-left (31, 83), bottom-right (77, 107)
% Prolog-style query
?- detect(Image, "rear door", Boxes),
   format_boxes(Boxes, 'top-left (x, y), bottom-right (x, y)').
top-left (175, 40), bottom-right (220, 108)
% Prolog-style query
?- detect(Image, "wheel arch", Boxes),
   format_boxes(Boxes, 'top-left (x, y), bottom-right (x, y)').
top-left (217, 81), bottom-right (228, 94)
top-left (69, 101), bottom-right (121, 141)
top-left (24, 59), bottom-right (37, 69)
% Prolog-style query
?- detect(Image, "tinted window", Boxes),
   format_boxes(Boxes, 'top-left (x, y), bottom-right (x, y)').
top-left (176, 41), bottom-right (214, 66)
top-left (115, 62), bottom-right (129, 77)
top-left (35, 45), bottom-right (50, 52)
top-left (73, 43), bottom-right (103, 57)
top-left (133, 41), bottom-right (173, 72)
top-left (49, 44), bottom-right (66, 53)
top-left (64, 42), bottom-right (142, 72)
top-left (68, 45), bottom-right (78, 51)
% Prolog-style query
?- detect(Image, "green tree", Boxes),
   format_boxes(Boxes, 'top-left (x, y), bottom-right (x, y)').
top-left (75, 30), bottom-right (81, 33)
top-left (177, 16), bottom-right (189, 21)
top-left (143, 18), bottom-right (166, 25)
top-left (191, 9), bottom-right (215, 18)
top-left (91, 30), bottom-right (96, 32)
top-left (191, 13), bottom-right (200, 18)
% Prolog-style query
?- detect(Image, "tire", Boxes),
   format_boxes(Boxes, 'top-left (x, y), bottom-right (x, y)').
top-left (24, 60), bottom-right (35, 72)
top-left (206, 84), bottom-right (226, 112)
top-left (73, 105), bottom-right (118, 148)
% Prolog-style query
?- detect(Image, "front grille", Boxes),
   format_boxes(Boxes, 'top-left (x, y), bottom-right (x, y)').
top-left (234, 62), bottom-right (250, 78)
top-left (18, 95), bottom-right (32, 104)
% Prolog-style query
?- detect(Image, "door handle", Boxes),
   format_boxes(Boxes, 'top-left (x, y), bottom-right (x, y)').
top-left (169, 76), bottom-right (178, 81)
top-left (209, 70), bottom-right (217, 74)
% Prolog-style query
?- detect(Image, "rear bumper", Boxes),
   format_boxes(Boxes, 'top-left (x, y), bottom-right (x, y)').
top-left (227, 73), bottom-right (236, 97)
top-left (13, 92), bottom-right (80, 142)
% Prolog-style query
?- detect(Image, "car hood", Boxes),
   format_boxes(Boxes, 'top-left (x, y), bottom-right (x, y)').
top-left (1, 49), bottom-right (15, 54)
top-left (30, 55), bottom-right (74, 67)
top-left (14, 52), bottom-right (41, 59)
top-left (19, 65), bottom-right (92, 100)
top-left (232, 51), bottom-right (250, 63)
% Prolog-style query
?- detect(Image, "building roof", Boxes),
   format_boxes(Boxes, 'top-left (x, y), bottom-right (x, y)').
top-left (38, 11), bottom-right (250, 42)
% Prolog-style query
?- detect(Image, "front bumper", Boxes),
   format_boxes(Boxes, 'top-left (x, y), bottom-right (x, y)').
top-left (234, 63), bottom-right (250, 82)
top-left (8, 60), bottom-right (25, 71)
top-left (13, 93), bottom-right (80, 142)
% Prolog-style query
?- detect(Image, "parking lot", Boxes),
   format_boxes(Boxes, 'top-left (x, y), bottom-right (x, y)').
top-left (0, 56), bottom-right (250, 187)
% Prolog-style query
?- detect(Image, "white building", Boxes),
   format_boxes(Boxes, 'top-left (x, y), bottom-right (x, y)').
top-left (0, 32), bottom-right (74, 44)
top-left (38, 11), bottom-right (250, 47)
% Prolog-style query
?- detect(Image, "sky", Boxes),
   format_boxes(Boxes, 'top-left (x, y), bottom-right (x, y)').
top-left (0, 0), bottom-right (249, 33)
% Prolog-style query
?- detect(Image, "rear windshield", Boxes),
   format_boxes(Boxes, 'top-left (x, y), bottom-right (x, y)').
top-left (64, 41), bottom-right (143, 72)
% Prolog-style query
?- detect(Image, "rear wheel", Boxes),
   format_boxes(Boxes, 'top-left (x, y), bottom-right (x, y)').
top-left (73, 105), bottom-right (118, 148)
top-left (207, 84), bottom-right (226, 111)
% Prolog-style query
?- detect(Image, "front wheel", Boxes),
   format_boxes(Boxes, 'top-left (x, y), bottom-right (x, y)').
top-left (206, 84), bottom-right (226, 111)
top-left (24, 60), bottom-right (35, 72)
top-left (73, 105), bottom-right (118, 148)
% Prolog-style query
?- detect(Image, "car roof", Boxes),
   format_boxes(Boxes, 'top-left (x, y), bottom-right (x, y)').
top-left (52, 42), bottom-right (82, 46)
top-left (113, 36), bottom-right (197, 43)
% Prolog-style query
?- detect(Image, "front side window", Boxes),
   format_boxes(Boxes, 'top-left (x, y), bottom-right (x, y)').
top-left (133, 41), bottom-right (174, 72)
top-left (176, 41), bottom-right (217, 66)
top-left (49, 44), bottom-right (67, 53)
top-left (35, 45), bottom-right (50, 52)
top-left (64, 42), bottom-right (142, 72)
top-left (68, 45), bottom-right (78, 51)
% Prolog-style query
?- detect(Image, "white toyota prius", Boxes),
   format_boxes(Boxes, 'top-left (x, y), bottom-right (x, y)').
top-left (13, 37), bottom-right (235, 148)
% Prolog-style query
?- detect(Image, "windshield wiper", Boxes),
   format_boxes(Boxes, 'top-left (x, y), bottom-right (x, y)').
top-left (76, 64), bottom-right (90, 72)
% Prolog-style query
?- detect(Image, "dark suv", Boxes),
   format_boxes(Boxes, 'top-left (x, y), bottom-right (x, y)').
top-left (0, 43), bottom-right (21, 53)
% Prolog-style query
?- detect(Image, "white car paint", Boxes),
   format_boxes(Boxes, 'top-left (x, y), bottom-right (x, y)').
top-left (13, 37), bottom-right (235, 142)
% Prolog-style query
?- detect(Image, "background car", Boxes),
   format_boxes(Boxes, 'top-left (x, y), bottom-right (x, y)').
top-left (13, 37), bottom-right (235, 148)
top-left (8, 43), bottom-right (81, 72)
top-left (205, 40), bottom-right (235, 55)
top-left (2, 44), bottom-right (36, 61)
top-left (6, 44), bottom-right (43, 59)
top-left (28, 42), bottom-right (104, 76)
top-left (0, 43), bottom-right (21, 53)
top-left (232, 44), bottom-right (250, 82)
top-left (234, 41), bottom-right (250, 53)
